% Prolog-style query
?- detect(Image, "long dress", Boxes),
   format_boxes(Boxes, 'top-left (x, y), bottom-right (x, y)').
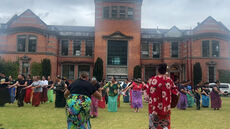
top-left (90, 83), bottom-right (100, 117)
top-left (47, 81), bottom-right (54, 103)
top-left (15, 80), bottom-right (27, 107)
top-left (54, 81), bottom-right (66, 108)
top-left (24, 79), bottom-right (33, 103)
top-left (186, 90), bottom-right (194, 107)
top-left (40, 80), bottom-right (48, 103)
top-left (131, 82), bottom-right (143, 109)
top-left (210, 86), bottom-right (222, 109)
top-left (177, 85), bottom-right (187, 110)
top-left (98, 85), bottom-right (106, 108)
top-left (201, 88), bottom-right (210, 107)
top-left (0, 77), bottom-right (11, 106)
top-left (31, 81), bottom-right (42, 107)
top-left (148, 75), bottom-right (179, 129)
top-left (103, 82), bottom-right (121, 112)
top-left (122, 83), bottom-right (129, 103)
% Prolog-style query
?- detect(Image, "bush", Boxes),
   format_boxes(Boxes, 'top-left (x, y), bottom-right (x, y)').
top-left (133, 65), bottom-right (142, 79)
top-left (41, 58), bottom-right (51, 78)
top-left (30, 62), bottom-right (42, 77)
top-left (0, 57), bottom-right (19, 79)
top-left (93, 57), bottom-right (103, 82)
top-left (193, 62), bottom-right (202, 85)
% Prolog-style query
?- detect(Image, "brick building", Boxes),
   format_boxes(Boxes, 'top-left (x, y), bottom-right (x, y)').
top-left (0, 0), bottom-right (230, 83)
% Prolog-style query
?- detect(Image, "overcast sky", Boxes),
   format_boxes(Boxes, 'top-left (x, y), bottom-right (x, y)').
top-left (0, 0), bottom-right (229, 30)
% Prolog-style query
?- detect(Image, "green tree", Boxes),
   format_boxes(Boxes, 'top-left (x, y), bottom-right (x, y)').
top-left (133, 65), bottom-right (142, 79)
top-left (41, 58), bottom-right (51, 78)
top-left (93, 57), bottom-right (103, 82)
top-left (0, 57), bottom-right (19, 79)
top-left (193, 62), bottom-right (202, 85)
top-left (31, 62), bottom-right (42, 77)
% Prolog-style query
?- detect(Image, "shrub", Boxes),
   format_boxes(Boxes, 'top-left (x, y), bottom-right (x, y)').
top-left (30, 62), bottom-right (42, 77)
top-left (133, 65), bottom-right (142, 79)
top-left (93, 57), bottom-right (103, 82)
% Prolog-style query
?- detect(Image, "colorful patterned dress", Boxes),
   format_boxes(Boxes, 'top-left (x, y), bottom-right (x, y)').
top-left (103, 82), bottom-right (121, 112)
top-left (148, 75), bottom-right (179, 129)
top-left (131, 82), bottom-right (143, 109)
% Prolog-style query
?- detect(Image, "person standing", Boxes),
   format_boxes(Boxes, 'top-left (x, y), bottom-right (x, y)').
top-left (64, 72), bottom-right (102, 129)
top-left (177, 81), bottom-right (190, 110)
top-left (186, 85), bottom-right (194, 108)
top-left (90, 77), bottom-right (100, 118)
top-left (9, 74), bottom-right (27, 107)
top-left (122, 79), bottom-right (130, 103)
top-left (47, 76), bottom-right (54, 103)
top-left (24, 75), bottom-right (33, 104)
top-left (8, 76), bottom-right (16, 104)
top-left (0, 73), bottom-right (11, 106)
top-left (24, 76), bottom-right (42, 107)
top-left (40, 76), bottom-right (48, 104)
top-left (98, 79), bottom-right (106, 108)
top-left (50, 75), bottom-right (67, 108)
top-left (194, 81), bottom-right (203, 110)
top-left (103, 76), bottom-right (121, 112)
top-left (210, 81), bottom-right (224, 110)
top-left (147, 63), bottom-right (179, 129)
top-left (201, 82), bottom-right (210, 107)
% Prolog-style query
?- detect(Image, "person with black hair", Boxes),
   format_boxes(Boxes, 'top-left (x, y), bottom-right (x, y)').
top-left (0, 73), bottom-right (11, 106)
top-left (194, 81), bottom-right (203, 110)
top-left (8, 76), bottom-right (16, 104)
top-left (40, 76), bottom-right (48, 104)
top-left (47, 76), bottom-right (54, 103)
top-left (201, 82), bottom-right (210, 107)
top-left (147, 63), bottom-right (179, 129)
top-left (103, 76), bottom-right (121, 112)
top-left (24, 74), bottom-right (33, 104)
top-left (9, 74), bottom-right (27, 107)
top-left (210, 80), bottom-right (225, 110)
top-left (122, 79), bottom-right (130, 103)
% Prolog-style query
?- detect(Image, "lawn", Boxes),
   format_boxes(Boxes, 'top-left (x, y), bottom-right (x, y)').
top-left (0, 97), bottom-right (230, 129)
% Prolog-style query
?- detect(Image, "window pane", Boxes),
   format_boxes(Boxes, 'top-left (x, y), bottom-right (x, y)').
top-left (119, 6), bottom-right (126, 19)
top-left (17, 35), bottom-right (26, 52)
top-left (103, 7), bottom-right (110, 19)
top-left (85, 40), bottom-right (93, 56)
top-left (112, 6), bottom-right (118, 18)
top-left (202, 40), bottom-right (210, 57)
top-left (212, 40), bottom-right (220, 57)
top-left (61, 40), bottom-right (69, 56)
top-left (127, 8), bottom-right (134, 19)
top-left (28, 36), bottom-right (37, 52)
top-left (73, 40), bottom-right (81, 56)
top-left (209, 66), bottom-right (215, 83)
top-left (153, 43), bottom-right (161, 58)
top-left (108, 40), bottom-right (128, 65)
top-left (171, 42), bottom-right (179, 58)
top-left (78, 65), bottom-right (90, 77)
top-left (62, 65), bottom-right (74, 80)
top-left (141, 43), bottom-right (149, 58)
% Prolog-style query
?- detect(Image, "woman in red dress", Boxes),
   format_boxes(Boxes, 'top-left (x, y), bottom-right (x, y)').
top-left (147, 64), bottom-right (179, 129)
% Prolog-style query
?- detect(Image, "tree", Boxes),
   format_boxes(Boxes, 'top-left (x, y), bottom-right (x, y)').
top-left (133, 65), bottom-right (142, 79)
top-left (31, 62), bottom-right (42, 77)
top-left (193, 62), bottom-right (202, 85)
top-left (0, 57), bottom-right (19, 79)
top-left (41, 58), bottom-right (51, 78)
top-left (93, 57), bottom-right (103, 82)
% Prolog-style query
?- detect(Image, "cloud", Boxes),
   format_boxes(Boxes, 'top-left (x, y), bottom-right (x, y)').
top-left (0, 0), bottom-right (229, 29)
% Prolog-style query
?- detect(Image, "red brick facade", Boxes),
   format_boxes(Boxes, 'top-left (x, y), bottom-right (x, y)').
top-left (0, 0), bottom-right (230, 83)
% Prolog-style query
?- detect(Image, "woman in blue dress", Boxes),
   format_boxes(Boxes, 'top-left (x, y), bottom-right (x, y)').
top-left (122, 79), bottom-right (130, 103)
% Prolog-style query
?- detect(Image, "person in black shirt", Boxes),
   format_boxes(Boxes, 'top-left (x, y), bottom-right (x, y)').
top-left (0, 73), bottom-right (11, 106)
top-left (64, 72), bottom-right (102, 129)
top-left (24, 75), bottom-right (33, 104)
top-left (194, 81), bottom-right (203, 110)
top-left (9, 74), bottom-right (27, 107)
top-left (47, 76), bottom-right (54, 103)
top-left (201, 82), bottom-right (210, 107)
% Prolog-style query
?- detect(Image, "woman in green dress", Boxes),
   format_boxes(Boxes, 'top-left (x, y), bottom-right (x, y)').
top-left (103, 77), bottom-right (121, 112)
top-left (186, 85), bottom-right (194, 107)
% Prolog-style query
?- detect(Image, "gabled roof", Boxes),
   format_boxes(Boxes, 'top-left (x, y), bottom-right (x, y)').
top-left (193, 16), bottom-right (229, 34)
top-left (7, 9), bottom-right (47, 30)
top-left (164, 26), bottom-right (183, 37)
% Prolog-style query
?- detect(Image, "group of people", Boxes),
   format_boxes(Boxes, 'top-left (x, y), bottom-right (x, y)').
top-left (0, 73), bottom-right (69, 108)
top-left (1, 62), bottom-right (227, 129)
top-left (176, 79), bottom-right (225, 111)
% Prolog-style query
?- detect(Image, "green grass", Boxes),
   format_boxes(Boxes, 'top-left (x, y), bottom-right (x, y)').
top-left (0, 97), bottom-right (230, 129)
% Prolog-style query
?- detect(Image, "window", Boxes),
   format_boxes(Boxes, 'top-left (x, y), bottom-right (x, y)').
top-left (171, 42), bottom-right (179, 58)
top-left (209, 66), bottom-right (215, 83)
top-left (73, 40), bottom-right (81, 56)
top-left (17, 35), bottom-right (26, 52)
top-left (85, 40), bottom-right (93, 56)
top-left (119, 6), bottom-right (126, 19)
top-left (103, 7), bottom-right (110, 19)
top-left (78, 65), bottom-right (90, 77)
top-left (212, 40), bottom-right (220, 57)
top-left (108, 40), bottom-right (128, 66)
top-left (62, 65), bottom-right (75, 80)
top-left (127, 8), bottom-right (134, 19)
top-left (112, 6), bottom-right (118, 18)
top-left (202, 40), bottom-right (210, 57)
top-left (28, 36), bottom-right (37, 52)
top-left (61, 40), bottom-right (68, 56)
top-left (141, 43), bottom-right (149, 58)
top-left (153, 43), bottom-right (161, 58)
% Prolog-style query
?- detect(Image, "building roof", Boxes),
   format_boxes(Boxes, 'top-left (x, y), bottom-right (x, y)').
top-left (49, 25), bottom-right (94, 32)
